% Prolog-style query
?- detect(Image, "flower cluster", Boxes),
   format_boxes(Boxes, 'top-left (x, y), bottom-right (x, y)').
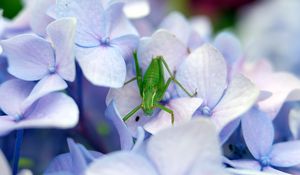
top-left (1, 0), bottom-right (300, 175)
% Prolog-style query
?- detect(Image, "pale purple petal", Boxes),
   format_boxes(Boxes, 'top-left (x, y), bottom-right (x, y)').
top-left (219, 119), bottom-right (241, 144)
top-left (0, 34), bottom-right (55, 81)
top-left (270, 141), bottom-right (300, 167)
top-left (16, 92), bottom-right (79, 129)
top-left (264, 167), bottom-right (292, 175)
top-left (289, 108), bottom-right (300, 139)
top-left (144, 97), bottom-right (203, 134)
top-left (212, 74), bottom-right (259, 132)
top-left (0, 117), bottom-right (17, 136)
top-left (159, 12), bottom-right (191, 46)
top-left (189, 161), bottom-right (230, 175)
top-left (76, 46), bottom-right (126, 88)
top-left (227, 168), bottom-right (271, 175)
top-left (0, 79), bottom-right (34, 116)
top-left (23, 74), bottom-right (68, 110)
top-left (29, 0), bottom-right (55, 36)
top-left (147, 118), bottom-right (222, 175)
top-left (223, 158), bottom-right (261, 171)
top-left (176, 44), bottom-right (227, 107)
top-left (243, 60), bottom-right (300, 119)
top-left (0, 150), bottom-right (11, 175)
top-left (46, 17), bottom-right (76, 81)
top-left (241, 108), bottom-right (274, 159)
top-left (86, 152), bottom-right (157, 175)
top-left (56, 0), bottom-right (104, 46)
top-left (109, 10), bottom-right (138, 38)
top-left (105, 101), bottom-right (134, 150)
top-left (213, 31), bottom-right (242, 66)
top-left (45, 138), bottom-right (101, 174)
top-left (111, 34), bottom-right (139, 60)
top-left (137, 30), bottom-right (188, 76)
top-left (131, 127), bottom-right (145, 152)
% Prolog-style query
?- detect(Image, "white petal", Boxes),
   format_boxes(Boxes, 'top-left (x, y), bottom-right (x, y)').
top-left (144, 97), bottom-right (203, 134)
top-left (176, 44), bottom-right (227, 107)
top-left (16, 93), bottom-right (79, 129)
top-left (0, 151), bottom-right (11, 175)
top-left (212, 74), bottom-right (259, 132)
top-left (86, 152), bottom-right (157, 175)
top-left (76, 46), bottom-right (126, 88)
top-left (137, 29), bottom-right (188, 77)
top-left (147, 118), bottom-right (222, 175)
top-left (0, 79), bottom-right (34, 116)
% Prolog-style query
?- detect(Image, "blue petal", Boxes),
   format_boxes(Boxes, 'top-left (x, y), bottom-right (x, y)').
top-left (105, 101), bottom-right (134, 150)
top-left (242, 108), bottom-right (274, 159)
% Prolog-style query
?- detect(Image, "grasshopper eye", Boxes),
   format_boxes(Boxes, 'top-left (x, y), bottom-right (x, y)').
top-left (135, 116), bottom-right (140, 122)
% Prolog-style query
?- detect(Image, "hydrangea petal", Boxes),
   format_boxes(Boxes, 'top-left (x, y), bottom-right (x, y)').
top-left (243, 60), bottom-right (300, 119)
top-left (0, 34), bottom-right (54, 81)
top-left (213, 31), bottom-right (242, 66)
top-left (29, 0), bottom-right (54, 36)
top-left (212, 74), bottom-right (259, 131)
top-left (56, 0), bottom-right (104, 46)
top-left (289, 108), bottom-right (300, 139)
top-left (0, 150), bottom-right (11, 175)
top-left (263, 167), bottom-right (291, 175)
top-left (111, 34), bottom-right (139, 60)
top-left (241, 108), bottom-right (274, 159)
top-left (105, 101), bottom-right (134, 150)
top-left (223, 158), bottom-right (261, 171)
top-left (176, 44), bottom-right (227, 107)
top-left (144, 97), bottom-right (203, 134)
top-left (46, 17), bottom-right (76, 81)
top-left (76, 46), bottom-right (126, 88)
top-left (227, 168), bottom-right (271, 175)
top-left (137, 30), bottom-right (188, 76)
top-left (270, 141), bottom-right (300, 167)
top-left (189, 160), bottom-right (230, 175)
top-left (0, 117), bottom-right (17, 136)
top-left (219, 119), bottom-right (241, 144)
top-left (0, 79), bottom-right (34, 116)
top-left (159, 12), bottom-right (191, 45)
top-left (45, 138), bottom-right (101, 174)
top-left (86, 152), bottom-right (157, 175)
top-left (23, 74), bottom-right (67, 110)
top-left (16, 93), bottom-right (79, 129)
top-left (147, 118), bottom-right (221, 175)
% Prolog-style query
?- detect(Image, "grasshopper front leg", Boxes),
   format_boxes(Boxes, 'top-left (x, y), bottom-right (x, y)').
top-left (123, 104), bottom-right (142, 122)
top-left (159, 57), bottom-right (197, 97)
top-left (155, 103), bottom-right (174, 124)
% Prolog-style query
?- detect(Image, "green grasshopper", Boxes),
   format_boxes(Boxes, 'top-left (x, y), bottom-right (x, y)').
top-left (123, 52), bottom-right (197, 123)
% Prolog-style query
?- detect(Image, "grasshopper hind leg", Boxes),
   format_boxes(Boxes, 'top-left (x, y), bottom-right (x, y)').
top-left (155, 103), bottom-right (174, 124)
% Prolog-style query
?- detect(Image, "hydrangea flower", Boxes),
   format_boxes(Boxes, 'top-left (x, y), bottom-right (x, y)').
top-left (226, 107), bottom-right (300, 174)
top-left (0, 79), bottom-right (79, 135)
top-left (106, 30), bottom-right (202, 134)
top-left (86, 118), bottom-right (230, 175)
top-left (175, 44), bottom-right (259, 132)
top-left (44, 138), bottom-right (102, 175)
top-left (0, 18), bottom-right (77, 105)
top-left (55, 0), bottom-right (139, 87)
